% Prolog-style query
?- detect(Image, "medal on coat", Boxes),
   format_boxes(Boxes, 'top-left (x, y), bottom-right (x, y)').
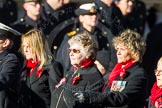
top-left (110, 80), bottom-right (127, 92)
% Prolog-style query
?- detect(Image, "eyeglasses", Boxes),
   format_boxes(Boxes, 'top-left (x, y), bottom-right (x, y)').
top-left (154, 70), bottom-right (162, 75)
top-left (68, 49), bottom-right (80, 54)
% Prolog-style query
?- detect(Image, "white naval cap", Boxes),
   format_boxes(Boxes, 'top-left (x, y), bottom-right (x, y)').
top-left (75, 3), bottom-right (97, 16)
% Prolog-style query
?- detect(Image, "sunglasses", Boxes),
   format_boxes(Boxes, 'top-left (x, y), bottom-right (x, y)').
top-left (68, 48), bottom-right (80, 54)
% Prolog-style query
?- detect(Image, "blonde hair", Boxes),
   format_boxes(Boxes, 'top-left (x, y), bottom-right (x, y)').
top-left (21, 29), bottom-right (51, 67)
top-left (113, 29), bottom-right (146, 62)
top-left (68, 32), bottom-right (98, 60)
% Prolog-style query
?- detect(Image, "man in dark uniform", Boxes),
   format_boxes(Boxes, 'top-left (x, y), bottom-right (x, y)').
top-left (0, 0), bottom-right (18, 26)
top-left (114, 0), bottom-right (133, 30)
top-left (40, 0), bottom-right (77, 36)
top-left (11, 0), bottom-right (43, 34)
top-left (56, 3), bottom-right (117, 76)
top-left (0, 23), bottom-right (22, 108)
top-left (114, 0), bottom-right (146, 35)
top-left (95, 0), bottom-right (124, 36)
top-left (125, 0), bottom-right (146, 35)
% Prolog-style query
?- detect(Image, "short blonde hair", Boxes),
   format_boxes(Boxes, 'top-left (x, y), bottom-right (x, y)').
top-left (68, 32), bottom-right (98, 60)
top-left (21, 29), bottom-right (51, 67)
top-left (113, 29), bottom-right (146, 62)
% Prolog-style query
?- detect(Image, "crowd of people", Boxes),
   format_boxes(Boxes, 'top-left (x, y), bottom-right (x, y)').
top-left (0, 0), bottom-right (162, 108)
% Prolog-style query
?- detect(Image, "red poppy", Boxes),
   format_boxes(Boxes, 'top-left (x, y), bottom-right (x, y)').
top-left (120, 70), bottom-right (126, 79)
top-left (72, 73), bottom-right (81, 85)
top-left (36, 66), bottom-right (44, 78)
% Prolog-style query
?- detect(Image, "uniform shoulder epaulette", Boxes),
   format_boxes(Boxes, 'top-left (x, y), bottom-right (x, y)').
top-left (10, 17), bottom-right (25, 26)
top-left (12, 18), bottom-right (25, 25)
top-left (20, 18), bottom-right (25, 22)
top-left (67, 30), bottom-right (77, 37)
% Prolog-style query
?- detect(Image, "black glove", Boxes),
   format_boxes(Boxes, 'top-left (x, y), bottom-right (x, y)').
top-left (74, 91), bottom-right (106, 104)
top-left (73, 91), bottom-right (89, 103)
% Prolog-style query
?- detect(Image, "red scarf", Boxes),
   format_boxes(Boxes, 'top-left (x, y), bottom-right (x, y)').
top-left (80, 59), bottom-right (94, 68)
top-left (150, 82), bottom-right (162, 105)
top-left (108, 60), bottom-right (134, 86)
top-left (26, 59), bottom-right (39, 76)
top-left (73, 59), bottom-right (94, 70)
top-left (26, 59), bottom-right (43, 77)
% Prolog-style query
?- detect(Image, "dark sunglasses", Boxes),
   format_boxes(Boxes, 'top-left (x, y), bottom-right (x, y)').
top-left (68, 49), bottom-right (80, 54)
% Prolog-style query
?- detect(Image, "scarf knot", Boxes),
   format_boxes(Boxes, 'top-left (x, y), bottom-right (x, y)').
top-left (26, 59), bottom-right (38, 69)
top-left (108, 60), bottom-right (134, 86)
top-left (26, 59), bottom-right (44, 77)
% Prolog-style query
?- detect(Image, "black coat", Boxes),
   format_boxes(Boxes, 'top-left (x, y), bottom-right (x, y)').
top-left (86, 63), bottom-right (147, 108)
top-left (11, 15), bottom-right (43, 34)
top-left (124, 0), bottom-right (146, 35)
top-left (40, 2), bottom-right (77, 35)
top-left (0, 0), bottom-right (17, 25)
top-left (50, 64), bottom-right (104, 108)
top-left (47, 18), bottom-right (79, 57)
top-left (19, 58), bottom-right (63, 108)
top-left (95, 1), bottom-right (124, 36)
top-left (0, 50), bottom-right (21, 108)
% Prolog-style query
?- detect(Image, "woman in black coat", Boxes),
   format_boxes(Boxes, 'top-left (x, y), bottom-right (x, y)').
top-left (19, 29), bottom-right (63, 108)
top-left (50, 32), bottom-right (104, 108)
top-left (148, 57), bottom-right (162, 108)
top-left (75, 29), bottom-right (147, 108)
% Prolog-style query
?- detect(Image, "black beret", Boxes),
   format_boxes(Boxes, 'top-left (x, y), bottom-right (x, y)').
top-left (0, 23), bottom-right (21, 39)
top-left (75, 3), bottom-right (97, 16)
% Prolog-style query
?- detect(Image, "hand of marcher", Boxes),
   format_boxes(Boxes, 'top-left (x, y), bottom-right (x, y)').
top-left (73, 91), bottom-right (88, 103)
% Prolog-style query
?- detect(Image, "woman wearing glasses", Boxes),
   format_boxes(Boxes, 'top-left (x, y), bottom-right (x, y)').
top-left (149, 57), bottom-right (162, 108)
top-left (50, 32), bottom-right (104, 108)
